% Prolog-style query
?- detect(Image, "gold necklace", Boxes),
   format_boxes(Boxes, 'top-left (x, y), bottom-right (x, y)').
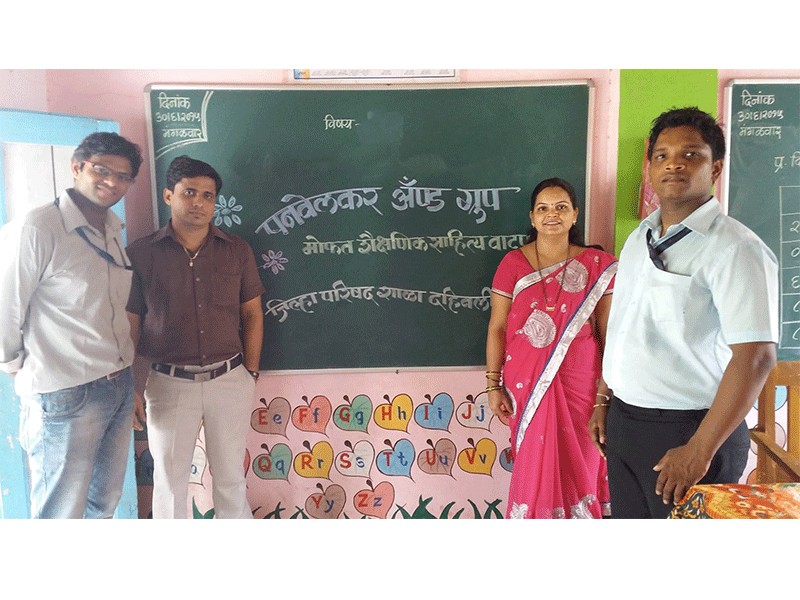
top-left (534, 242), bottom-right (570, 312)
top-left (177, 232), bottom-right (208, 267)
top-left (182, 244), bottom-right (201, 267)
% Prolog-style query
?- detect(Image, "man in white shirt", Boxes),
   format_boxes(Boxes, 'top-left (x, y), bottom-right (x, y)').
top-left (588, 107), bottom-right (778, 518)
top-left (0, 132), bottom-right (143, 518)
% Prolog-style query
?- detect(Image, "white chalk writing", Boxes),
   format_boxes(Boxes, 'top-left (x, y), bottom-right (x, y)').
top-left (740, 89), bottom-right (776, 107)
top-left (773, 151), bottom-right (800, 173)
top-left (157, 92), bottom-right (191, 109)
top-left (456, 187), bottom-right (521, 224)
top-left (255, 187), bottom-right (383, 235)
top-left (391, 177), bottom-right (448, 212)
top-left (739, 125), bottom-right (781, 139)
top-left (161, 128), bottom-right (203, 139)
top-left (324, 114), bottom-right (357, 130)
top-left (264, 281), bottom-right (491, 322)
top-left (155, 112), bottom-right (202, 123)
top-left (779, 186), bottom-right (800, 349)
top-left (152, 90), bottom-right (213, 160)
top-left (428, 286), bottom-right (492, 314)
top-left (302, 229), bottom-right (526, 257)
top-left (256, 177), bottom-right (522, 236)
top-left (737, 109), bottom-right (784, 123)
top-left (734, 89), bottom-right (786, 150)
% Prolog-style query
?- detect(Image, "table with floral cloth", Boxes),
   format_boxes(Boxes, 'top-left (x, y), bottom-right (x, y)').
top-left (669, 483), bottom-right (800, 519)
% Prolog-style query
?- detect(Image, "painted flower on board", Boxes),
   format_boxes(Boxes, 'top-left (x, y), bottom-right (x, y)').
top-left (262, 250), bottom-right (288, 274)
top-left (214, 195), bottom-right (243, 227)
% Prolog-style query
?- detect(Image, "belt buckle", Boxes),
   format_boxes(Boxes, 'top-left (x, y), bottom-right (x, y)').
top-left (194, 371), bottom-right (213, 383)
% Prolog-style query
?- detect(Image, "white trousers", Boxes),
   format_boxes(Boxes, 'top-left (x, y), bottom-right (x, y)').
top-left (144, 359), bottom-right (255, 519)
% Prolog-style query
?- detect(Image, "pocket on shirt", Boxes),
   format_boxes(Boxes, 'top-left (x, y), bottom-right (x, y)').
top-left (646, 268), bottom-right (692, 322)
top-left (211, 273), bottom-right (241, 306)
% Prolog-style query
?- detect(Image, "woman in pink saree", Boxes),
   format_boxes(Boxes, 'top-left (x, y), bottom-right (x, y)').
top-left (486, 178), bottom-right (617, 518)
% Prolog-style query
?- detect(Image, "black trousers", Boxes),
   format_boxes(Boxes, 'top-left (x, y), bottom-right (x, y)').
top-left (605, 397), bottom-right (750, 519)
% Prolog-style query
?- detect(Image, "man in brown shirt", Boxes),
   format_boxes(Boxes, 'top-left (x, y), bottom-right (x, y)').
top-left (126, 155), bottom-right (264, 518)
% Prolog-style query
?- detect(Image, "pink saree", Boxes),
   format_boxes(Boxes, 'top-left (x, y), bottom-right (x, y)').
top-left (492, 247), bottom-right (617, 518)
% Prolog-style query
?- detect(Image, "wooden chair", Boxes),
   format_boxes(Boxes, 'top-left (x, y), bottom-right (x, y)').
top-left (749, 361), bottom-right (800, 483)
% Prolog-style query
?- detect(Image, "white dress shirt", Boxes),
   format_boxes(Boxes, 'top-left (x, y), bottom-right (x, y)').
top-left (0, 190), bottom-right (134, 396)
top-left (603, 197), bottom-right (779, 410)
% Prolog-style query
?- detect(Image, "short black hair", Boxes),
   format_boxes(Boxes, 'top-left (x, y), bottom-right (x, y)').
top-left (165, 155), bottom-right (223, 195)
top-left (72, 132), bottom-right (143, 177)
top-left (647, 107), bottom-right (726, 163)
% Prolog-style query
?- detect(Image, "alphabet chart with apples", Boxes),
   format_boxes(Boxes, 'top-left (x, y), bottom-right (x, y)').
top-left (160, 372), bottom-right (515, 519)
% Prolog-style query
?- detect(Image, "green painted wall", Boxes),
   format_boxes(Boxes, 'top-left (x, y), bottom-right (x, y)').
top-left (614, 69), bottom-right (718, 254)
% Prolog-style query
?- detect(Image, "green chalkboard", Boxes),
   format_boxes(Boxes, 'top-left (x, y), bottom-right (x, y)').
top-left (725, 80), bottom-right (800, 361)
top-left (145, 83), bottom-right (592, 371)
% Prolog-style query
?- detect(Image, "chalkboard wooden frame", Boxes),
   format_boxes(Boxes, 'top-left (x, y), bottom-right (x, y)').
top-left (723, 79), bottom-right (800, 362)
top-left (145, 80), bottom-right (595, 372)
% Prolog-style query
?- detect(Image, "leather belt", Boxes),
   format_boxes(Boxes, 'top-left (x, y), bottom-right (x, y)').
top-left (152, 354), bottom-right (243, 382)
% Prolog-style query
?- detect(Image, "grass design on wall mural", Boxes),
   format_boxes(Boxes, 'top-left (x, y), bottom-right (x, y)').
top-left (195, 497), bottom-right (505, 519)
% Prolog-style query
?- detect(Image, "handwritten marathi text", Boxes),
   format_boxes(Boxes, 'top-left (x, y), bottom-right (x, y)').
top-left (302, 229), bottom-right (526, 257)
top-left (739, 125), bottom-right (781, 139)
top-left (257, 178), bottom-right (522, 235)
top-left (152, 90), bottom-right (213, 160)
top-left (255, 188), bottom-right (383, 235)
top-left (264, 281), bottom-right (491, 323)
top-left (324, 114), bottom-right (356, 130)
top-left (774, 151), bottom-right (800, 173)
top-left (740, 89), bottom-right (776, 107)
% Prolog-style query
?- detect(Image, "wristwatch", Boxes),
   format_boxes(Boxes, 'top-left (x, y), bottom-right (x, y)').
top-left (249, 370), bottom-right (260, 379)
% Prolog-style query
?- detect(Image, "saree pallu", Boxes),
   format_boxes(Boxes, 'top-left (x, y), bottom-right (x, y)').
top-left (492, 247), bottom-right (617, 518)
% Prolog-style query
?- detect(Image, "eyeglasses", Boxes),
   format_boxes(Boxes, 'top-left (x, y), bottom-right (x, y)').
top-left (84, 161), bottom-right (135, 184)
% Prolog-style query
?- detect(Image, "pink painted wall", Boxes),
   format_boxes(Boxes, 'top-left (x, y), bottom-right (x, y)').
top-left (0, 69), bottom-right (47, 112)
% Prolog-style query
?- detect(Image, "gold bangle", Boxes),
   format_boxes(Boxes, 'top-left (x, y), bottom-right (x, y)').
top-left (486, 370), bottom-right (502, 375)
top-left (596, 393), bottom-right (610, 401)
top-left (593, 402), bottom-right (610, 408)
top-left (486, 386), bottom-right (504, 392)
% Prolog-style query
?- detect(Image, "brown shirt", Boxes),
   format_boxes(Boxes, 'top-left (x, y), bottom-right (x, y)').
top-left (126, 221), bottom-right (265, 366)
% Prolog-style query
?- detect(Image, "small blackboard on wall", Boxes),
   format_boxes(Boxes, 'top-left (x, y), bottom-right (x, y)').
top-left (724, 80), bottom-right (800, 361)
top-left (145, 82), bottom-right (593, 371)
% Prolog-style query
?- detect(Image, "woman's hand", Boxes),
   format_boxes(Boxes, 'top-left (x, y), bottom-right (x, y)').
top-left (488, 388), bottom-right (513, 424)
